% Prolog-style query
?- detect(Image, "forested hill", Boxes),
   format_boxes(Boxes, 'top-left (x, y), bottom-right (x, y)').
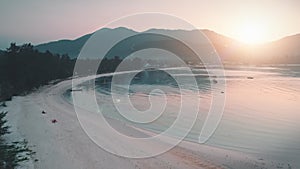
top-left (0, 43), bottom-right (139, 102)
top-left (0, 43), bottom-right (74, 101)
top-left (35, 27), bottom-right (300, 64)
top-left (35, 33), bottom-right (92, 59)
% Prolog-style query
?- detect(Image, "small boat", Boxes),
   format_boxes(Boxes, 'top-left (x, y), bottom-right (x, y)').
top-left (68, 88), bottom-right (83, 92)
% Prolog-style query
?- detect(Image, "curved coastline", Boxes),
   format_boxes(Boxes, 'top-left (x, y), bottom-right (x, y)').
top-left (4, 73), bottom-right (281, 169)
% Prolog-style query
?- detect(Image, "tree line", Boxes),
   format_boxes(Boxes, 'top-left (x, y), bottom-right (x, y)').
top-left (0, 43), bottom-right (153, 101)
top-left (0, 43), bottom-right (75, 101)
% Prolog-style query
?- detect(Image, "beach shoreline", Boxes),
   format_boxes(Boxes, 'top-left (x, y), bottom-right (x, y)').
top-left (2, 76), bottom-right (283, 169)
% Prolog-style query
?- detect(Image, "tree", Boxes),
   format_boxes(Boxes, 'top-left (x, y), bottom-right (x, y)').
top-left (0, 112), bottom-right (34, 169)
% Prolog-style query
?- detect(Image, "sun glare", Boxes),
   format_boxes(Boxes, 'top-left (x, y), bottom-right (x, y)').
top-left (237, 21), bottom-right (267, 44)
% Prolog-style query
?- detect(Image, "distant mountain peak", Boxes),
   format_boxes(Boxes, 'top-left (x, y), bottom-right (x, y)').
top-left (34, 27), bottom-right (300, 64)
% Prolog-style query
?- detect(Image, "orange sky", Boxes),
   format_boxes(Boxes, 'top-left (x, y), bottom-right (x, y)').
top-left (0, 0), bottom-right (299, 48)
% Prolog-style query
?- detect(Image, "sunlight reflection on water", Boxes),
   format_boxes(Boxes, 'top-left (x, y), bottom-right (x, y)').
top-left (68, 65), bottom-right (300, 164)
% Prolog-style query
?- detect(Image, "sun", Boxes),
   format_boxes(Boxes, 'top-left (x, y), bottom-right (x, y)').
top-left (237, 21), bottom-right (266, 44)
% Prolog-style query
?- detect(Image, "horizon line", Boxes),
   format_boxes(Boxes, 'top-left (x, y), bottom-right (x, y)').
top-left (1, 27), bottom-right (300, 50)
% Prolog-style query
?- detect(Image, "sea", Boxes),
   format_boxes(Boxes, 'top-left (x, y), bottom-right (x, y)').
top-left (66, 65), bottom-right (300, 167)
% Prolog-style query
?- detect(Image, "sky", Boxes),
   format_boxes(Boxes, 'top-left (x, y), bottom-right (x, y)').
top-left (0, 0), bottom-right (300, 49)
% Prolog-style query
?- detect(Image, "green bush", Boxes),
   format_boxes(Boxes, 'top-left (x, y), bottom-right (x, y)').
top-left (0, 112), bottom-right (34, 169)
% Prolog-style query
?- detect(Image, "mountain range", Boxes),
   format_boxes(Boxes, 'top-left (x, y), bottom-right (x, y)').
top-left (35, 27), bottom-right (300, 64)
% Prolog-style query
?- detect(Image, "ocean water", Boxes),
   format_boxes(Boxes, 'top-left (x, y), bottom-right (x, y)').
top-left (68, 65), bottom-right (300, 166)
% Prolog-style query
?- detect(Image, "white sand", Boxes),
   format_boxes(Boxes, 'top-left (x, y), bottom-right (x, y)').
top-left (2, 77), bottom-right (278, 169)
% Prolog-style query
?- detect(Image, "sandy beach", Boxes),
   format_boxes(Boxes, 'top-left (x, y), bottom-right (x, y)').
top-left (1, 1), bottom-right (300, 168)
top-left (2, 77), bottom-right (285, 169)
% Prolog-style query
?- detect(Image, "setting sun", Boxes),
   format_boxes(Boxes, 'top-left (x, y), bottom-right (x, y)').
top-left (237, 21), bottom-right (267, 44)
